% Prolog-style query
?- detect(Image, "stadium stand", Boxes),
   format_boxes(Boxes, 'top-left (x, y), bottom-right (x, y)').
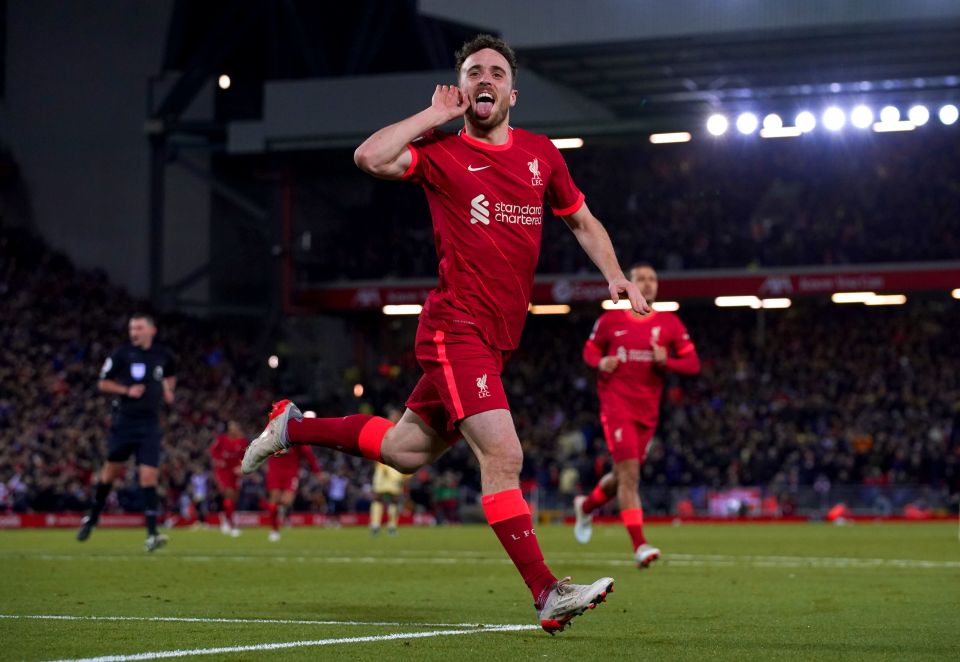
top-left (2, 220), bottom-right (957, 519)
top-left (294, 131), bottom-right (960, 282)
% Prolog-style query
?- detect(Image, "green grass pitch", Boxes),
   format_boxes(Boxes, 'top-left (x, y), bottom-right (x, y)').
top-left (1, 522), bottom-right (958, 661)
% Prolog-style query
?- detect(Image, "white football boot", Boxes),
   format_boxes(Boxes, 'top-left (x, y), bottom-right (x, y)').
top-left (572, 495), bottom-right (593, 544)
top-left (537, 576), bottom-right (614, 634)
top-left (635, 543), bottom-right (661, 568)
top-left (241, 400), bottom-right (301, 474)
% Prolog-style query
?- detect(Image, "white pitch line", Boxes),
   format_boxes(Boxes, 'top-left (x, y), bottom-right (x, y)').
top-left (8, 552), bottom-right (960, 570)
top-left (0, 614), bottom-right (518, 629)
top-left (41, 624), bottom-right (539, 662)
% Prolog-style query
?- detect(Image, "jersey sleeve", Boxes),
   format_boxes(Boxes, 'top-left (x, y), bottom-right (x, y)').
top-left (99, 348), bottom-right (125, 381)
top-left (401, 130), bottom-right (444, 186)
top-left (543, 139), bottom-right (585, 217)
top-left (583, 314), bottom-right (610, 367)
top-left (669, 316), bottom-right (696, 357)
top-left (300, 446), bottom-right (322, 473)
top-left (209, 435), bottom-right (224, 460)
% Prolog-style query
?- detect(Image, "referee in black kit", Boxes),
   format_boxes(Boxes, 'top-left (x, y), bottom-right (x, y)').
top-left (77, 313), bottom-right (177, 551)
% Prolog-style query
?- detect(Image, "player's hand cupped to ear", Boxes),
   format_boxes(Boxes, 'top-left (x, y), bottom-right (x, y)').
top-left (431, 84), bottom-right (467, 122)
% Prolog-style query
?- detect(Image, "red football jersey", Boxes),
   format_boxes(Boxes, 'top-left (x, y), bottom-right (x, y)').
top-left (209, 434), bottom-right (246, 472)
top-left (267, 444), bottom-right (321, 478)
top-left (585, 310), bottom-right (695, 426)
top-left (404, 128), bottom-right (584, 350)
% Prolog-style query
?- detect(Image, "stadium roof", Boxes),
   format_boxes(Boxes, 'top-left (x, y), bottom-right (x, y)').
top-left (516, 19), bottom-right (960, 125)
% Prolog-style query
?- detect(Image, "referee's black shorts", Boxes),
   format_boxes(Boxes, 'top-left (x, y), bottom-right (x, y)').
top-left (106, 416), bottom-right (162, 468)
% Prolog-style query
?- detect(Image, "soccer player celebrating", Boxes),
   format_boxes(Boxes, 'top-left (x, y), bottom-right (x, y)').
top-left (77, 313), bottom-right (177, 552)
top-left (242, 34), bottom-right (649, 633)
top-left (265, 444), bottom-right (322, 542)
top-left (209, 420), bottom-right (246, 536)
top-left (574, 264), bottom-right (700, 567)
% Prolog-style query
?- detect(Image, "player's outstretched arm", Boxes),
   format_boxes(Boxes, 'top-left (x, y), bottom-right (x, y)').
top-left (354, 85), bottom-right (467, 180)
top-left (562, 203), bottom-right (651, 315)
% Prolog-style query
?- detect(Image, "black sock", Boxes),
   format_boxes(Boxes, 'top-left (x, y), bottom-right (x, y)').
top-left (88, 482), bottom-right (111, 523)
top-left (143, 486), bottom-right (159, 536)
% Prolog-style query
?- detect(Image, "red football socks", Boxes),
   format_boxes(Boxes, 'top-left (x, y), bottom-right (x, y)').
top-left (622, 507), bottom-right (647, 550)
top-left (483, 489), bottom-right (557, 606)
top-left (223, 498), bottom-right (235, 526)
top-left (287, 415), bottom-right (393, 462)
top-left (581, 483), bottom-right (613, 513)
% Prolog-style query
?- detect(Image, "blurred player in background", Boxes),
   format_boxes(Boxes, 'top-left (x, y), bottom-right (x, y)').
top-left (209, 420), bottom-right (246, 536)
top-left (370, 462), bottom-right (407, 536)
top-left (369, 407), bottom-right (407, 536)
top-left (189, 465), bottom-right (210, 528)
top-left (243, 34), bottom-right (648, 633)
top-left (265, 444), bottom-right (322, 542)
top-left (574, 264), bottom-right (700, 567)
top-left (77, 313), bottom-right (176, 552)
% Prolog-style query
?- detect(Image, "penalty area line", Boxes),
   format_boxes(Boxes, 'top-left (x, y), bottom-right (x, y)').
top-left (0, 613), bottom-right (513, 629)
top-left (40, 625), bottom-right (540, 662)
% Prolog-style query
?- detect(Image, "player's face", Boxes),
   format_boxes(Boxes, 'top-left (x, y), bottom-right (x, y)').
top-left (459, 48), bottom-right (517, 130)
top-left (128, 318), bottom-right (156, 348)
top-left (630, 267), bottom-right (658, 303)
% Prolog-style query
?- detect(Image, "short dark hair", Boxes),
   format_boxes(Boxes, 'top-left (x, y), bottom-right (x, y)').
top-left (629, 262), bottom-right (657, 274)
top-left (130, 313), bottom-right (155, 326)
top-left (455, 34), bottom-right (518, 82)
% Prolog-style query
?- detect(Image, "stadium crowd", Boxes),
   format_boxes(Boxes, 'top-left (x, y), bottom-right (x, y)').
top-left (2, 221), bottom-right (957, 518)
top-left (301, 130), bottom-right (960, 281)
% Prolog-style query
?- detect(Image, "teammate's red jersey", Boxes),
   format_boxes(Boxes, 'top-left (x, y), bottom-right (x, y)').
top-left (584, 310), bottom-right (696, 426)
top-left (209, 433), bottom-right (246, 472)
top-left (403, 128), bottom-right (584, 350)
top-left (267, 444), bottom-right (321, 478)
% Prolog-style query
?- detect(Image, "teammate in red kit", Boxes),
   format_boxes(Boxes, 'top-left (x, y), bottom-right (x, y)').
top-left (574, 264), bottom-right (701, 567)
top-left (265, 444), bottom-right (322, 542)
top-left (209, 420), bottom-right (246, 537)
top-left (242, 34), bottom-right (649, 633)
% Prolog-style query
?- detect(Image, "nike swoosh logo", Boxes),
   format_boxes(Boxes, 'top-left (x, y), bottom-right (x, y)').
top-left (467, 165), bottom-right (491, 172)
top-left (614, 330), bottom-right (628, 336)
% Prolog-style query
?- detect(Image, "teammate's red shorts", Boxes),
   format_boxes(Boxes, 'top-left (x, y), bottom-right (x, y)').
top-left (214, 469), bottom-right (239, 492)
top-left (406, 322), bottom-right (511, 443)
top-left (600, 413), bottom-right (656, 464)
top-left (266, 471), bottom-right (299, 493)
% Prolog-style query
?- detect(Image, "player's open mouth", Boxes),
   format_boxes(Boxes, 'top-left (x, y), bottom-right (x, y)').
top-left (475, 91), bottom-right (495, 119)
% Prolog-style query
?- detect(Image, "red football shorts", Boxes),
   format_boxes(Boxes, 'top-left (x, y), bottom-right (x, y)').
top-left (406, 323), bottom-right (511, 443)
top-left (266, 471), bottom-right (299, 493)
top-left (214, 469), bottom-right (239, 492)
top-left (600, 413), bottom-right (656, 464)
